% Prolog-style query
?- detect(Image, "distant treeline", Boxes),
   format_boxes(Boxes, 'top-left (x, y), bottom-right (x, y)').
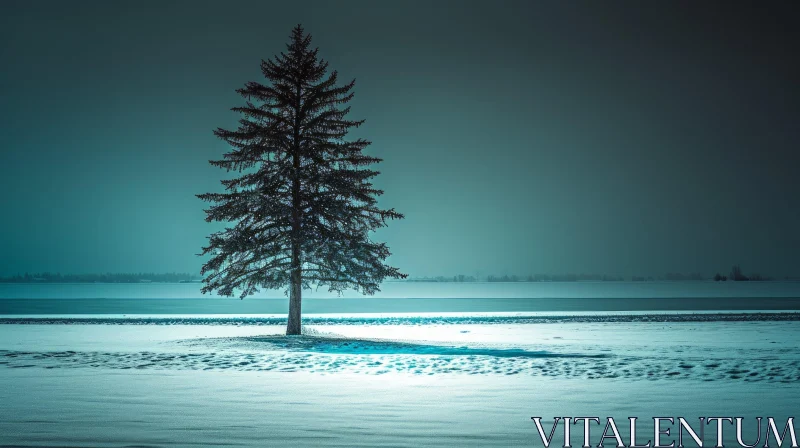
top-left (712, 265), bottom-right (773, 282)
top-left (407, 274), bottom-right (657, 283)
top-left (407, 267), bottom-right (791, 283)
top-left (0, 272), bottom-right (200, 283)
top-left (1, 267), bottom-right (792, 284)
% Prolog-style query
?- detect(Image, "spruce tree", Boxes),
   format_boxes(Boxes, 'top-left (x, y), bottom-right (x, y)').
top-left (198, 25), bottom-right (405, 335)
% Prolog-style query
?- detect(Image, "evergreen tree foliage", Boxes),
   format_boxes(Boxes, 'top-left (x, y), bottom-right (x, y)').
top-left (198, 25), bottom-right (405, 334)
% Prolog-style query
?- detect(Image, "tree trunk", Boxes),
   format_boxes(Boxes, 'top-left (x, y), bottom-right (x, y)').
top-left (287, 169), bottom-right (302, 335)
top-left (287, 262), bottom-right (302, 335)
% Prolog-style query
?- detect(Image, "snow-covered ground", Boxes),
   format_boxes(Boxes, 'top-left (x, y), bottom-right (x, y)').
top-left (1, 315), bottom-right (798, 446)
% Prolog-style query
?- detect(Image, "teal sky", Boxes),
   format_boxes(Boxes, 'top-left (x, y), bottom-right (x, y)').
top-left (1, 1), bottom-right (799, 278)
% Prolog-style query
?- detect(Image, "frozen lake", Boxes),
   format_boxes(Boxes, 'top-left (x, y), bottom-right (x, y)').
top-left (2, 281), bottom-right (800, 314)
top-left (4, 281), bottom-right (800, 299)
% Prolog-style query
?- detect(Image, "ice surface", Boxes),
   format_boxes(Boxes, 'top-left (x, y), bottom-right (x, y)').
top-left (4, 281), bottom-right (800, 299)
top-left (1, 311), bottom-right (799, 325)
top-left (4, 282), bottom-right (800, 316)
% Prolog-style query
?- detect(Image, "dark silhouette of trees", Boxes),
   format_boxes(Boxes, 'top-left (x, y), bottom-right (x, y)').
top-left (398, 270), bottom-right (792, 283)
top-left (727, 265), bottom-right (770, 281)
top-left (451, 274), bottom-right (472, 282)
top-left (0, 273), bottom-right (198, 283)
top-left (730, 265), bottom-right (748, 281)
top-left (199, 25), bottom-right (405, 335)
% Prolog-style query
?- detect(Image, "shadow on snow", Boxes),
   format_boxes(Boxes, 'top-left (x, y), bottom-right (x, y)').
top-left (239, 335), bottom-right (608, 358)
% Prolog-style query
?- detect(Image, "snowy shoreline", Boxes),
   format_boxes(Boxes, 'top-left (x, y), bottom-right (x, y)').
top-left (2, 319), bottom-right (798, 381)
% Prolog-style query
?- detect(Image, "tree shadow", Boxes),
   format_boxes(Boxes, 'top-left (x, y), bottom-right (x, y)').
top-left (240, 335), bottom-right (609, 358)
